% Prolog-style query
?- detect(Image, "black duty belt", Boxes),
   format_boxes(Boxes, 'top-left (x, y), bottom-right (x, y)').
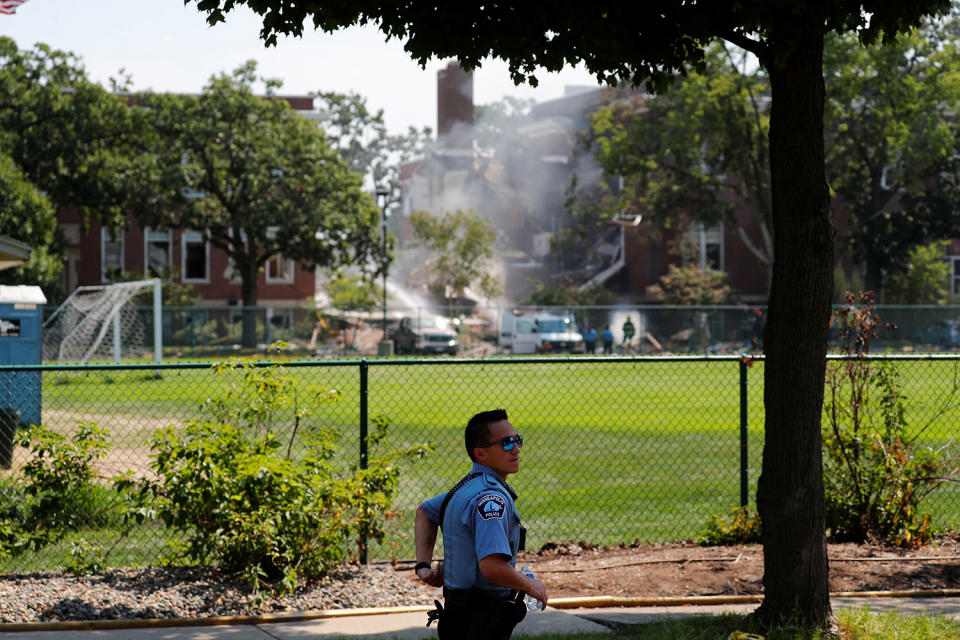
top-left (443, 586), bottom-right (518, 601)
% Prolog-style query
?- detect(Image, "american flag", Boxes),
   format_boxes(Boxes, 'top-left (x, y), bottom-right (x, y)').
top-left (0, 0), bottom-right (28, 15)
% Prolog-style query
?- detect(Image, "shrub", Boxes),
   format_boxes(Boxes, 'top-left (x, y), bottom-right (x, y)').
top-left (125, 345), bottom-right (431, 594)
top-left (823, 292), bottom-right (956, 547)
top-left (15, 421), bottom-right (116, 531)
top-left (696, 505), bottom-right (761, 545)
top-left (0, 421), bottom-right (119, 561)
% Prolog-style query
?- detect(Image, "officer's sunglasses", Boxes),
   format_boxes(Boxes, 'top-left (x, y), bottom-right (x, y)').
top-left (478, 434), bottom-right (524, 451)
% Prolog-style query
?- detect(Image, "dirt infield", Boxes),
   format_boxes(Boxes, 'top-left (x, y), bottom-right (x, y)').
top-left (420, 538), bottom-right (960, 599)
top-left (6, 409), bottom-right (178, 478)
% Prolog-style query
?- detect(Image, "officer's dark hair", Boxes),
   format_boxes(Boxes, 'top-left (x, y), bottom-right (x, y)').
top-left (465, 409), bottom-right (509, 461)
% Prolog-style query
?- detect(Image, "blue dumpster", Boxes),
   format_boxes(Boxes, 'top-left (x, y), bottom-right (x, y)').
top-left (0, 285), bottom-right (46, 468)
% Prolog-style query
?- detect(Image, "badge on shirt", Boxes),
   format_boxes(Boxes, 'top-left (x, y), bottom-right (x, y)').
top-left (477, 494), bottom-right (506, 520)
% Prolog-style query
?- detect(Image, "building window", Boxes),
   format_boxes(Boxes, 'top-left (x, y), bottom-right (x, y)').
top-left (265, 227), bottom-right (295, 283)
top-left (951, 257), bottom-right (960, 296)
top-left (266, 255), bottom-right (295, 283)
top-left (144, 228), bottom-right (172, 278)
top-left (181, 230), bottom-right (209, 282)
top-left (101, 229), bottom-right (124, 282)
top-left (684, 224), bottom-right (724, 271)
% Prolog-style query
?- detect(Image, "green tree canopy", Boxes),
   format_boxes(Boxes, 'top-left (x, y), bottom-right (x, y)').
top-left (0, 154), bottom-right (59, 289)
top-left (882, 241), bottom-right (950, 305)
top-left (0, 38), bottom-right (151, 226)
top-left (824, 15), bottom-right (960, 294)
top-left (582, 43), bottom-right (773, 288)
top-left (0, 37), bottom-right (151, 295)
top-left (138, 62), bottom-right (380, 347)
top-left (324, 270), bottom-right (381, 311)
top-left (313, 91), bottom-right (432, 207)
top-left (648, 264), bottom-right (731, 305)
top-left (187, 0), bottom-right (953, 628)
top-left (409, 208), bottom-right (502, 309)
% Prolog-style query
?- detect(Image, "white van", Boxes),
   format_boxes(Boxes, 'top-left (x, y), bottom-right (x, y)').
top-left (499, 310), bottom-right (584, 354)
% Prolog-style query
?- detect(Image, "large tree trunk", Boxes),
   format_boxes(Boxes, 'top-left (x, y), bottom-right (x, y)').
top-left (240, 261), bottom-right (259, 349)
top-left (755, 30), bottom-right (833, 628)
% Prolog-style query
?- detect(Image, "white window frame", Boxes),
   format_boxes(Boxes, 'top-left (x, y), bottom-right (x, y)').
top-left (224, 228), bottom-right (246, 284)
top-left (181, 230), bottom-right (210, 283)
top-left (265, 226), bottom-right (295, 283)
top-left (950, 256), bottom-right (960, 296)
top-left (144, 228), bottom-right (173, 279)
top-left (684, 223), bottom-right (724, 272)
top-left (101, 228), bottom-right (125, 283)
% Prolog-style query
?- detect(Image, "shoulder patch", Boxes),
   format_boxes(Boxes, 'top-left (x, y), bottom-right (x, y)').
top-left (477, 493), bottom-right (506, 520)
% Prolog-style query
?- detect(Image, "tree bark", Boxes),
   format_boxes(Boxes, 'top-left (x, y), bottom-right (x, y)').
top-left (755, 30), bottom-right (833, 628)
top-left (240, 260), bottom-right (259, 349)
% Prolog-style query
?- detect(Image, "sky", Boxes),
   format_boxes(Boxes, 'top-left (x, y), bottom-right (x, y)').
top-left (0, 0), bottom-right (602, 135)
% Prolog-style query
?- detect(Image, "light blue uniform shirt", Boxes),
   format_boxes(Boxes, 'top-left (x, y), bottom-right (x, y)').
top-left (422, 462), bottom-right (521, 592)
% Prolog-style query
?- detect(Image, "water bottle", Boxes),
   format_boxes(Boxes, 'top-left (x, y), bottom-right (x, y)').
top-left (520, 565), bottom-right (543, 611)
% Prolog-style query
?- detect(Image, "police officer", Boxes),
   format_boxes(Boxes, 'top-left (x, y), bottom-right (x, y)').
top-left (413, 409), bottom-right (548, 639)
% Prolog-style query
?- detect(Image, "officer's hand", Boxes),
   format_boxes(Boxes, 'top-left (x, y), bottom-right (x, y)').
top-left (526, 577), bottom-right (548, 608)
top-left (416, 561), bottom-right (444, 587)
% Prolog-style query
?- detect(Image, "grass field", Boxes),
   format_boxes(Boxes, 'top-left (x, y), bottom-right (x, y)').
top-left (508, 608), bottom-right (960, 640)
top-left (3, 355), bottom-right (960, 569)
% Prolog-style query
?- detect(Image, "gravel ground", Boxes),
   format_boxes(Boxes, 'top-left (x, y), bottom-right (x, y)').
top-left (0, 565), bottom-right (435, 623)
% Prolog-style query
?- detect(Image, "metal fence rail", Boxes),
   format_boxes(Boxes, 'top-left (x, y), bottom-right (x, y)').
top-left (1, 354), bottom-right (959, 573)
top-left (38, 303), bottom-right (960, 361)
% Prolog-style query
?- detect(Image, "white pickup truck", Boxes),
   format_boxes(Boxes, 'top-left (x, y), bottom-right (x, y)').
top-left (499, 310), bottom-right (584, 354)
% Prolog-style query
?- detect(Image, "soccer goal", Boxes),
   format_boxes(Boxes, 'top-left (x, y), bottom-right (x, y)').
top-left (42, 279), bottom-right (162, 364)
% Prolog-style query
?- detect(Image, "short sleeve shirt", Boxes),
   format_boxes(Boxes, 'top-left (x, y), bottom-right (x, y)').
top-left (422, 463), bottom-right (514, 562)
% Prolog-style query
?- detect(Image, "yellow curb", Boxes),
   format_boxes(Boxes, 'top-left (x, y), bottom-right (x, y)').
top-left (3, 590), bottom-right (960, 633)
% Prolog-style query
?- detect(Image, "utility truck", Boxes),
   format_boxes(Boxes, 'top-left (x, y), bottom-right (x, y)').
top-left (390, 314), bottom-right (459, 355)
top-left (499, 309), bottom-right (584, 354)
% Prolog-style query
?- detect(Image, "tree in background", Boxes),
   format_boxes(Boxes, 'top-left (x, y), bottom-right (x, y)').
top-left (188, 0), bottom-right (953, 628)
top-left (0, 38), bottom-right (150, 297)
top-left (409, 209), bottom-right (501, 314)
top-left (324, 271), bottom-right (381, 312)
top-left (882, 241), bottom-right (950, 305)
top-left (581, 43), bottom-right (773, 289)
top-left (322, 270), bottom-right (382, 351)
top-left (525, 282), bottom-right (617, 307)
top-left (0, 154), bottom-right (59, 289)
top-left (474, 96), bottom-right (536, 159)
top-left (824, 15), bottom-right (960, 296)
top-left (648, 264), bottom-right (730, 305)
top-left (138, 62), bottom-right (380, 348)
top-left (313, 91), bottom-right (432, 207)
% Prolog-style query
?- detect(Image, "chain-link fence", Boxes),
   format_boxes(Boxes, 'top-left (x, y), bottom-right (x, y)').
top-left (1, 354), bottom-right (959, 574)
top-left (37, 303), bottom-right (960, 362)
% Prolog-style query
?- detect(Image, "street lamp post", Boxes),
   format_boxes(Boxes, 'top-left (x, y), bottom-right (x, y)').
top-left (375, 187), bottom-right (393, 356)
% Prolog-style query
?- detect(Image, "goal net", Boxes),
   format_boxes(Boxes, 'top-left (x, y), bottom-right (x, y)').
top-left (42, 279), bottom-right (162, 363)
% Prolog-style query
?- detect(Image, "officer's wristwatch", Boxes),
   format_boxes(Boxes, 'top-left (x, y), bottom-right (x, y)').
top-left (414, 562), bottom-right (431, 574)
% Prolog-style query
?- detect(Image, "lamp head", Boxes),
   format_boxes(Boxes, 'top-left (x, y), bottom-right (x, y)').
top-left (375, 186), bottom-right (390, 209)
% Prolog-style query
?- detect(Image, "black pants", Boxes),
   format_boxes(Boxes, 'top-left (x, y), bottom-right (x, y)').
top-left (437, 587), bottom-right (526, 640)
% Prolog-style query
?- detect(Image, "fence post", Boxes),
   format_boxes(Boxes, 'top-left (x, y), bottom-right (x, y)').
top-left (359, 359), bottom-right (369, 564)
top-left (739, 359), bottom-right (749, 508)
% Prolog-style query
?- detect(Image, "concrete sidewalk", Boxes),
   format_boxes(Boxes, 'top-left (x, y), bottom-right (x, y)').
top-left (8, 596), bottom-right (960, 639)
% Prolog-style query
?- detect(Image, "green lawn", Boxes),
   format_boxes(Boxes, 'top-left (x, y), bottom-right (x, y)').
top-left (509, 608), bottom-right (960, 640)
top-left (4, 355), bottom-right (960, 568)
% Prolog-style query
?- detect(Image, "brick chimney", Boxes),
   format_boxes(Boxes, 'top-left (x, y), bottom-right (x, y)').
top-left (437, 61), bottom-right (474, 149)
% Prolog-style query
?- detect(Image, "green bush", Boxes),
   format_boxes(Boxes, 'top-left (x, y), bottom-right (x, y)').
top-left (0, 421), bottom-right (119, 561)
top-left (125, 345), bottom-right (431, 593)
top-left (16, 421), bottom-right (115, 531)
top-left (696, 505), bottom-right (761, 545)
top-left (823, 293), bottom-right (952, 547)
